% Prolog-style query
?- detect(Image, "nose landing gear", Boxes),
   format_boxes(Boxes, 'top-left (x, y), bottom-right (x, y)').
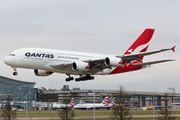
top-left (13, 67), bottom-right (18, 76)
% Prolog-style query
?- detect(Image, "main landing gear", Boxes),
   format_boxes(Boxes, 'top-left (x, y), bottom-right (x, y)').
top-left (13, 67), bottom-right (18, 76)
top-left (65, 74), bottom-right (95, 82)
top-left (65, 74), bottom-right (74, 82)
top-left (75, 75), bottom-right (94, 82)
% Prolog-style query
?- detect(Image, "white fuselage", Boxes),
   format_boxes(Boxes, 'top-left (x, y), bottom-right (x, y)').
top-left (74, 103), bottom-right (106, 110)
top-left (52, 103), bottom-right (72, 109)
top-left (4, 48), bottom-right (116, 75)
top-left (4, 29), bottom-right (174, 80)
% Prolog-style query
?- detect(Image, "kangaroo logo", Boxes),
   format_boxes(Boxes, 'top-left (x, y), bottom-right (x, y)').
top-left (128, 49), bottom-right (133, 54)
top-left (127, 42), bottom-right (149, 54)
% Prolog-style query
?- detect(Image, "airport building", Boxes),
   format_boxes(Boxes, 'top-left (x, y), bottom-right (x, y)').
top-left (42, 85), bottom-right (180, 108)
top-left (0, 75), bottom-right (35, 102)
top-left (1, 75), bottom-right (180, 109)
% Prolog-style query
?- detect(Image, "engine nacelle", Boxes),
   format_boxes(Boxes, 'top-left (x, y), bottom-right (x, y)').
top-left (72, 62), bottom-right (90, 72)
top-left (34, 69), bottom-right (53, 76)
top-left (105, 57), bottom-right (123, 67)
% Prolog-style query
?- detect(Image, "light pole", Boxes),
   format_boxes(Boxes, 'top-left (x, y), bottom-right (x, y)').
top-left (26, 92), bottom-right (32, 120)
top-left (93, 92), bottom-right (95, 120)
top-left (153, 93), bottom-right (154, 120)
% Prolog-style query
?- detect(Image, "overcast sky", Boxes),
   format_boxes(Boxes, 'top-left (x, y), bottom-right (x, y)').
top-left (0, 0), bottom-right (179, 93)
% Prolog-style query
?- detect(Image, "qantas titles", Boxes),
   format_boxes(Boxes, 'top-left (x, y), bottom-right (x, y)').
top-left (25, 52), bottom-right (54, 58)
top-left (25, 52), bottom-right (80, 60)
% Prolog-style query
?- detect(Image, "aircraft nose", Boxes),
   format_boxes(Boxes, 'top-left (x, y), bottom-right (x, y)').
top-left (4, 56), bottom-right (11, 65)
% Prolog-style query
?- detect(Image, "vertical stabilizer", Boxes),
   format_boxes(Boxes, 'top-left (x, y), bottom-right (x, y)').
top-left (124, 28), bottom-right (155, 60)
top-left (69, 98), bottom-right (74, 107)
top-left (111, 98), bottom-right (115, 106)
top-left (102, 97), bottom-right (108, 105)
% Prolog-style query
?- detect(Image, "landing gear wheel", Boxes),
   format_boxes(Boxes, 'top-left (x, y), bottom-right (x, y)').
top-left (65, 74), bottom-right (74, 82)
top-left (13, 72), bottom-right (18, 76)
top-left (75, 75), bottom-right (95, 82)
top-left (75, 78), bottom-right (80, 82)
top-left (65, 77), bottom-right (74, 82)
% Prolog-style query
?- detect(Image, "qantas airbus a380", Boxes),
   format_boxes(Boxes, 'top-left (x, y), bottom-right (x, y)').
top-left (4, 28), bottom-right (175, 82)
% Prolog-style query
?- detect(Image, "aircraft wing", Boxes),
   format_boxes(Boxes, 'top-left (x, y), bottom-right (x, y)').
top-left (131, 59), bottom-right (175, 66)
top-left (49, 58), bottom-right (108, 74)
top-left (49, 62), bottom-right (74, 71)
top-left (49, 46), bottom-right (175, 74)
top-left (117, 46), bottom-right (175, 62)
top-left (84, 58), bottom-right (109, 74)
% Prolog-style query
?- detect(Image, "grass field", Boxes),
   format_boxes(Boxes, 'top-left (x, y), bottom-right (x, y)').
top-left (1, 109), bottom-right (180, 119)
top-left (74, 118), bottom-right (180, 120)
top-left (46, 118), bottom-right (180, 120)
top-left (75, 118), bottom-right (180, 120)
top-left (13, 109), bottom-right (180, 117)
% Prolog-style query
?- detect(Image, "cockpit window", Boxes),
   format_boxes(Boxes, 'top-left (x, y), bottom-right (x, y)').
top-left (9, 54), bottom-right (15, 56)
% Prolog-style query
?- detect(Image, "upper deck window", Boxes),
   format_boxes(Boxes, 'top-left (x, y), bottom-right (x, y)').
top-left (9, 54), bottom-right (15, 56)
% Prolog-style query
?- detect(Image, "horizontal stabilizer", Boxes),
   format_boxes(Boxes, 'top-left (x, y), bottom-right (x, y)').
top-left (116, 46), bottom-right (176, 62)
top-left (122, 46), bottom-right (175, 58)
top-left (171, 46), bottom-right (176, 52)
top-left (131, 59), bottom-right (175, 66)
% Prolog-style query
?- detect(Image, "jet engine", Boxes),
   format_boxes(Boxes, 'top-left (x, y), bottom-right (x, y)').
top-left (104, 57), bottom-right (123, 67)
top-left (72, 62), bottom-right (90, 72)
top-left (34, 69), bottom-right (53, 76)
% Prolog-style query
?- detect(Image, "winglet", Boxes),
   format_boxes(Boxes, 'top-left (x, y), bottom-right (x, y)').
top-left (171, 46), bottom-right (176, 52)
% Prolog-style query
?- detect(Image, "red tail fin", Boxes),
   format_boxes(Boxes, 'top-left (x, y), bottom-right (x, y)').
top-left (124, 28), bottom-right (155, 60)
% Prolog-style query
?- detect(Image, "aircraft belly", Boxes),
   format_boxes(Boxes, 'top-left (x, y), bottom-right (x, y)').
top-left (45, 67), bottom-right (90, 75)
